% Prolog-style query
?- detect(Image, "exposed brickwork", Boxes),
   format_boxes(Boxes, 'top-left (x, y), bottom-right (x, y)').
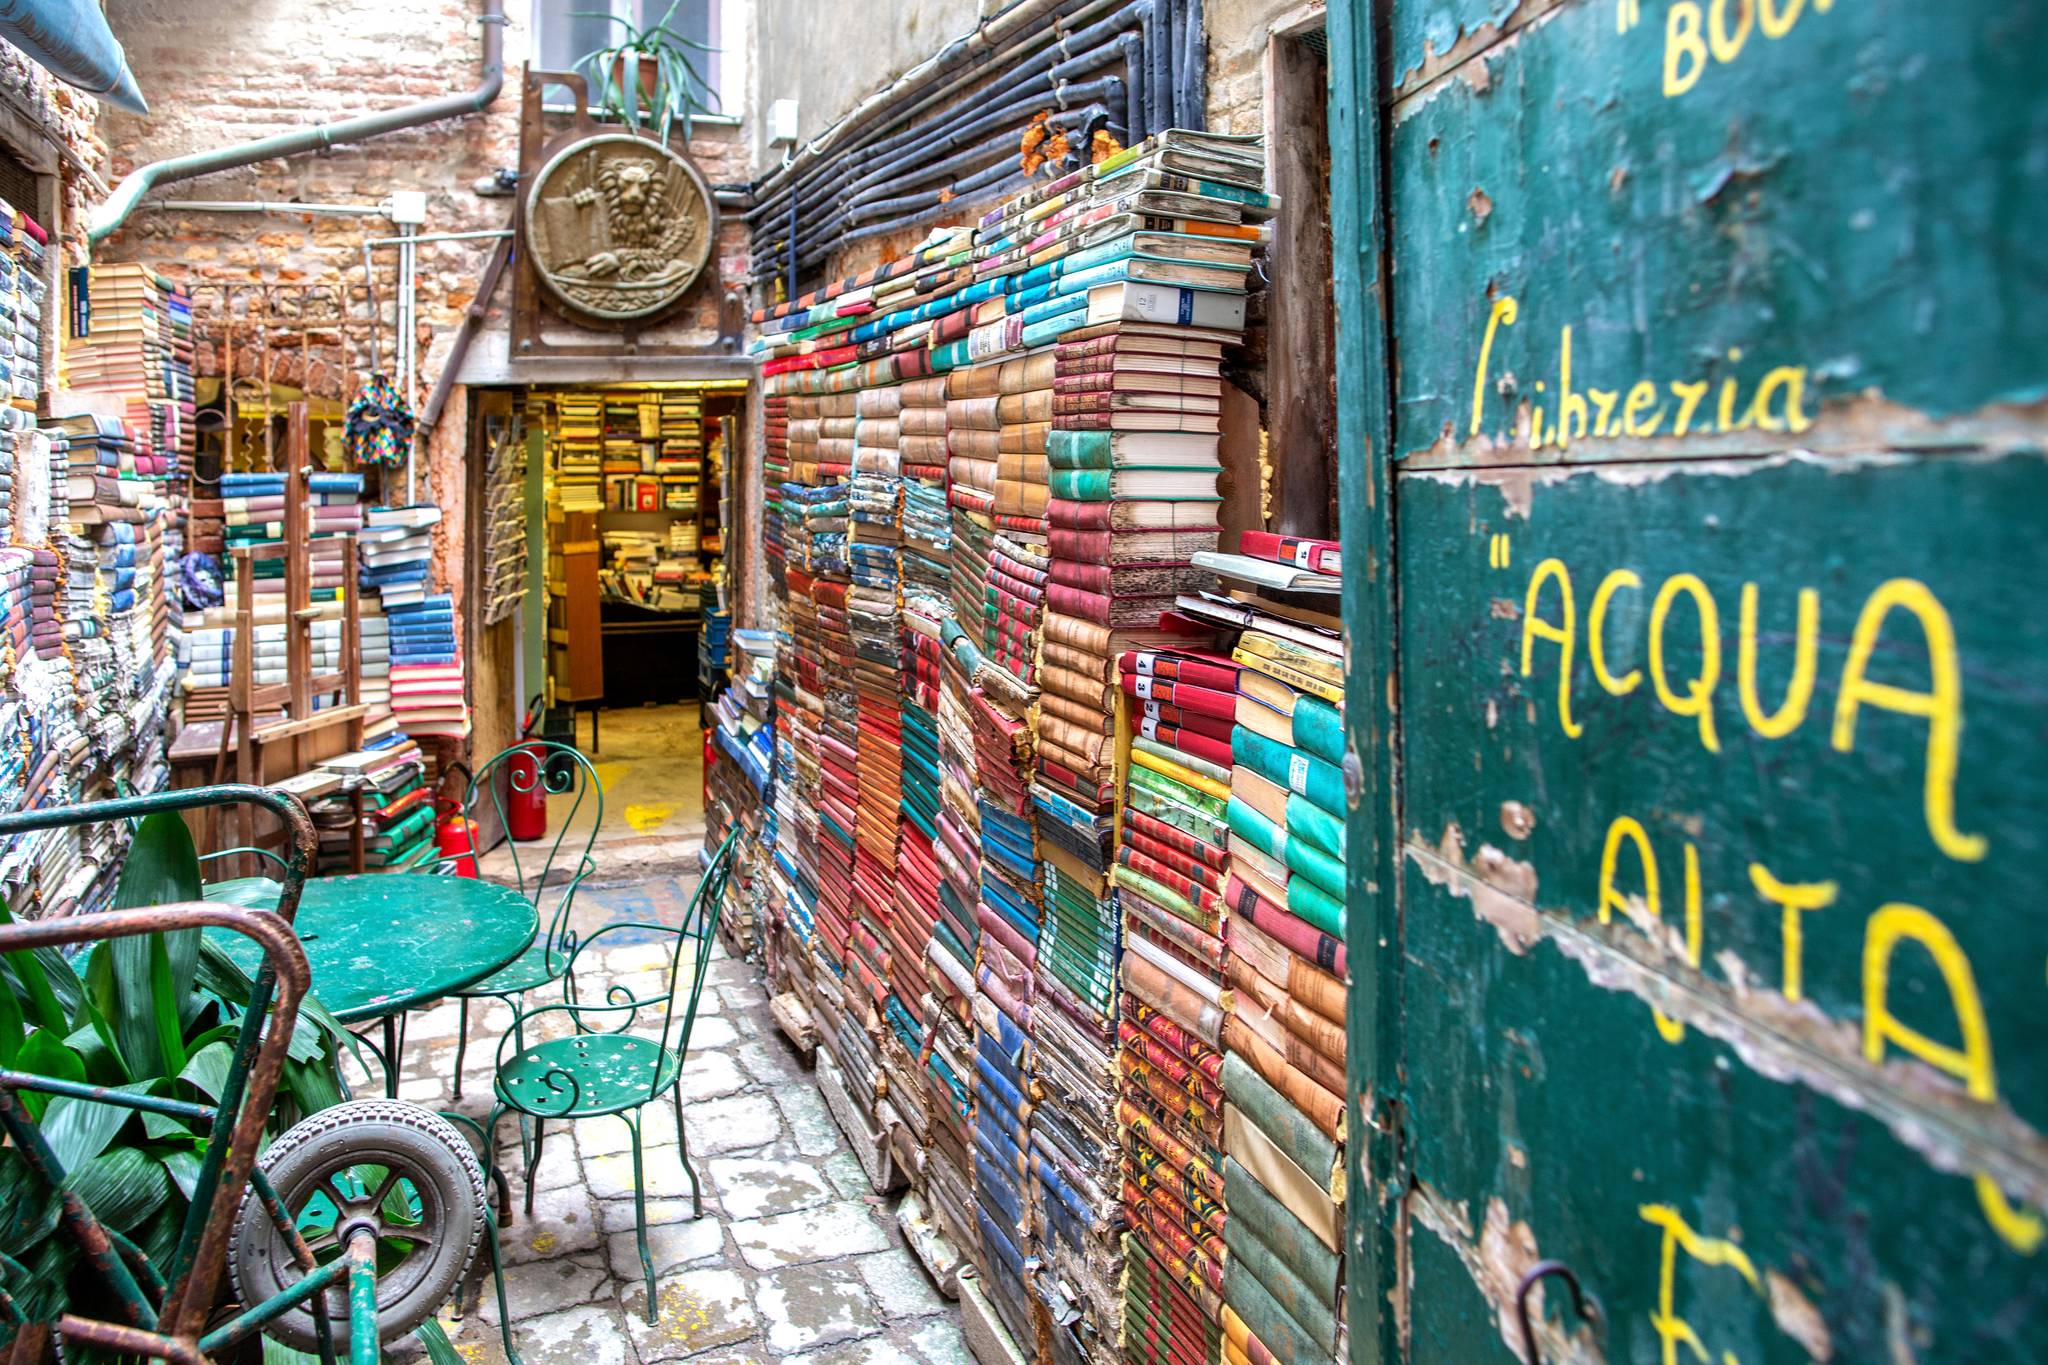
top-left (93, 0), bottom-right (751, 660)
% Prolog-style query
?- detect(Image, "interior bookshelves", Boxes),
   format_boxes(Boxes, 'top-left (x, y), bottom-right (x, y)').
top-left (533, 383), bottom-right (738, 716)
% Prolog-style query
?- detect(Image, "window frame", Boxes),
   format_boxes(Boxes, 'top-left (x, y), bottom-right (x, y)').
top-left (530, 0), bottom-right (744, 126)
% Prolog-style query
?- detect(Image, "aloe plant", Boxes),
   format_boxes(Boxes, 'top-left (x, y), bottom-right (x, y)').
top-left (574, 0), bottom-right (723, 144)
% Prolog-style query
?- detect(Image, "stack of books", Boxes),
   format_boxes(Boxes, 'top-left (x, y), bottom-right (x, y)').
top-left (0, 203), bottom-right (46, 428)
top-left (1114, 641), bottom-right (1237, 1356)
top-left (552, 392), bottom-right (603, 512)
top-left (65, 264), bottom-right (180, 478)
top-left (311, 740), bottom-right (433, 870)
top-left (1182, 546), bottom-right (1347, 1365)
top-left (358, 505), bottom-right (437, 607)
top-left (744, 127), bottom-right (1286, 1362)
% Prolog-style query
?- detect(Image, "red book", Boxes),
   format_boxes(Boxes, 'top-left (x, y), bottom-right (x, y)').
top-left (1120, 650), bottom-right (1238, 693)
top-left (1122, 808), bottom-right (1228, 871)
top-left (1224, 874), bottom-right (1348, 976)
top-left (1135, 701), bottom-right (1235, 743)
top-left (1117, 672), bottom-right (1235, 721)
top-left (1133, 718), bottom-right (1233, 769)
top-left (1238, 528), bottom-right (1340, 575)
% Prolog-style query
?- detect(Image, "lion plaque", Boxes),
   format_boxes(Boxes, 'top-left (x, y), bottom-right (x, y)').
top-left (523, 133), bottom-right (717, 323)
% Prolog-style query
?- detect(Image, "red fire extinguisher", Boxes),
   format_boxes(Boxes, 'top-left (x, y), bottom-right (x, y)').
top-left (507, 696), bottom-right (549, 843)
top-left (435, 761), bottom-right (479, 877)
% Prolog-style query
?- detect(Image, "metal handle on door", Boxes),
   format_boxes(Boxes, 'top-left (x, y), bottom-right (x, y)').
top-left (1515, 1259), bottom-right (1597, 1365)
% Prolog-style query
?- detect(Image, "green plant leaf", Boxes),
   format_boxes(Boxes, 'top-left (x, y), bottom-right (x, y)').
top-left (0, 902), bottom-right (66, 1033)
top-left (112, 812), bottom-right (203, 910)
top-left (160, 1149), bottom-right (202, 1202)
top-left (11, 1030), bottom-right (84, 1122)
top-left (90, 937), bottom-right (148, 1076)
top-left (148, 934), bottom-right (185, 1077)
top-left (62, 1019), bottom-right (126, 1087)
top-left (65, 1144), bottom-right (169, 1234)
top-left (0, 1154), bottom-right (60, 1245)
top-left (413, 1317), bottom-right (464, 1365)
top-left (178, 1040), bottom-right (234, 1101)
top-left (0, 962), bottom-right (25, 1067)
top-left (41, 1080), bottom-right (154, 1174)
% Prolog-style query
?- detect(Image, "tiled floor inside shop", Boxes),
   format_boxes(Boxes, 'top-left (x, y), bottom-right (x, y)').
top-left (377, 872), bottom-right (969, 1363)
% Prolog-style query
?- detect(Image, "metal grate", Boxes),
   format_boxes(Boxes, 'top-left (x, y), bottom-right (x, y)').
top-left (0, 146), bottom-right (37, 219)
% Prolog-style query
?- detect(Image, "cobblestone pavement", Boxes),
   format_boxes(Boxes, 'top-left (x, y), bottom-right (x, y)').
top-left (378, 874), bottom-right (968, 1364)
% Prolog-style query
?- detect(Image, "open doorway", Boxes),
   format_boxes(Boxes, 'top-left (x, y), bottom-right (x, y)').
top-left (463, 380), bottom-right (745, 868)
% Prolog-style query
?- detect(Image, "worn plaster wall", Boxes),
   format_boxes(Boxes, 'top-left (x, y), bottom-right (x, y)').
top-left (746, 0), bottom-right (992, 173)
top-left (1202, 0), bottom-right (1326, 132)
top-left (95, 0), bottom-right (752, 748)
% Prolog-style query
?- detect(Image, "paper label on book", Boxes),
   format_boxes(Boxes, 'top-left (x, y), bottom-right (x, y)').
top-left (1135, 655), bottom-right (1157, 676)
top-left (1135, 675), bottom-right (1155, 700)
top-left (1140, 716), bottom-right (1160, 740)
top-left (1292, 541), bottom-right (1317, 569)
top-left (1288, 751), bottom-right (1312, 795)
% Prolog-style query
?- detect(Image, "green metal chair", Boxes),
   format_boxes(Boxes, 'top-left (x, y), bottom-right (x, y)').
top-left (483, 829), bottom-right (739, 1325)
top-left (441, 741), bottom-right (604, 1101)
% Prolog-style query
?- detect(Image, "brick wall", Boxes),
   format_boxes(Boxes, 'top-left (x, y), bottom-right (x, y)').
top-left (94, 0), bottom-right (752, 709)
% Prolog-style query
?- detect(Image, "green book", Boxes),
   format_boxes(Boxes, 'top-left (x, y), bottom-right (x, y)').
top-left (1226, 795), bottom-right (1345, 904)
top-left (1224, 1157), bottom-right (1342, 1304)
top-left (1223, 1163), bottom-right (1341, 1350)
top-left (1046, 429), bottom-right (1113, 470)
top-left (1286, 792), bottom-right (1345, 863)
top-left (1223, 1051), bottom-right (1339, 1184)
top-left (1232, 726), bottom-right (1345, 817)
top-left (1048, 465), bottom-right (1221, 501)
top-left (1292, 694), bottom-right (1345, 767)
top-left (1223, 1250), bottom-right (1320, 1364)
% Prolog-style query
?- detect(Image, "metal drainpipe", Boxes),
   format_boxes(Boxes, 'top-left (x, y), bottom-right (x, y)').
top-left (87, 0), bottom-right (507, 243)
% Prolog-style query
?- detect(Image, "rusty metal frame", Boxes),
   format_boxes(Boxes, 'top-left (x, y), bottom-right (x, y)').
top-left (0, 785), bottom-right (360, 1361)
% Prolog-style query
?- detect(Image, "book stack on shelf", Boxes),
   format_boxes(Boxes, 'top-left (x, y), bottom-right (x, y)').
top-left (704, 629), bottom-right (776, 963)
top-left (0, 202), bottom-right (45, 423)
top-left (552, 392), bottom-right (603, 513)
top-left (745, 127), bottom-right (1286, 1364)
top-left (1178, 533), bottom-right (1347, 1365)
top-left (388, 591), bottom-right (466, 739)
top-left (1114, 640), bottom-right (1237, 1358)
top-left (312, 739), bottom-right (434, 870)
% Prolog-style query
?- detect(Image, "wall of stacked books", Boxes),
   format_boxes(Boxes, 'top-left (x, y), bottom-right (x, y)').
top-left (733, 129), bottom-right (1352, 1365)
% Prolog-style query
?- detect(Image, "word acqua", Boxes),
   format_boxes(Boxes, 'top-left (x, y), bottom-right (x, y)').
top-left (1520, 560), bottom-right (1982, 863)
top-left (1663, 0), bottom-right (1836, 98)
top-left (1471, 297), bottom-right (1812, 452)
top-left (1598, 812), bottom-right (2039, 1254)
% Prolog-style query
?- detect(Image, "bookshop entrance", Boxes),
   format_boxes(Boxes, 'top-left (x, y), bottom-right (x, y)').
top-left (467, 380), bottom-right (742, 854)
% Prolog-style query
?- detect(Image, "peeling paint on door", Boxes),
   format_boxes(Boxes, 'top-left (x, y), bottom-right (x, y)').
top-left (1331, 0), bottom-right (2048, 1357)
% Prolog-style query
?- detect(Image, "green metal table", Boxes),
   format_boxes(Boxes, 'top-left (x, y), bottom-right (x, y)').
top-left (205, 874), bottom-right (538, 1097)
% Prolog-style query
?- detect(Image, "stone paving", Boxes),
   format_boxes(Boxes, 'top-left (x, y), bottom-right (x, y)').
top-left (374, 873), bottom-right (969, 1364)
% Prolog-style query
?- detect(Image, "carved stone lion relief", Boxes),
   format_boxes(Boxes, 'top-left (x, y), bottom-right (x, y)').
top-left (524, 133), bottom-right (718, 322)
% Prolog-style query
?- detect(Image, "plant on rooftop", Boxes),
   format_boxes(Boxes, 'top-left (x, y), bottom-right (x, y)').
top-left (574, 0), bottom-right (723, 145)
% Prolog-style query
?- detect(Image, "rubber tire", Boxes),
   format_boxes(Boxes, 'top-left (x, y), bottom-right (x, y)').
top-left (230, 1099), bottom-right (486, 1352)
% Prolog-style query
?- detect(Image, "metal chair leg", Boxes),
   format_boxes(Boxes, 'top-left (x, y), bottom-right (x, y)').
top-left (452, 996), bottom-right (470, 1103)
top-left (481, 1208), bottom-right (525, 1365)
top-left (525, 1116), bottom-right (547, 1218)
top-left (628, 1112), bottom-right (656, 1323)
top-left (673, 1080), bottom-right (701, 1219)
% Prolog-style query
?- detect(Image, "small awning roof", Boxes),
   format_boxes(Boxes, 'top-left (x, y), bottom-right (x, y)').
top-left (0, 0), bottom-right (147, 114)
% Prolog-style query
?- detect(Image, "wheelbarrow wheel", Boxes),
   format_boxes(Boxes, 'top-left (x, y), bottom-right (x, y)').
top-left (231, 1099), bottom-right (487, 1352)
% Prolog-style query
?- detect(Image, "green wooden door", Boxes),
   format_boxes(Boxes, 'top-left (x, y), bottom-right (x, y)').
top-left (1330, 0), bottom-right (2048, 1360)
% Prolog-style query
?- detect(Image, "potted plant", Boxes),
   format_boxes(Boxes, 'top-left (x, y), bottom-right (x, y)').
top-left (574, 1), bottom-right (722, 144)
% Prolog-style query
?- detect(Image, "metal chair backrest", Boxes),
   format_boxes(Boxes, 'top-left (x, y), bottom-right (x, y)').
top-left (454, 740), bottom-right (603, 978)
top-left (651, 829), bottom-right (739, 1080)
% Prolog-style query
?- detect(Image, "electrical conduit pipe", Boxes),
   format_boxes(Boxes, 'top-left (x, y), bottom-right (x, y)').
top-left (87, 0), bottom-right (506, 243)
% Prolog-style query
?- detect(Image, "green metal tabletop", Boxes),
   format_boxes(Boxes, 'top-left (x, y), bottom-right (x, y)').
top-left (203, 874), bottom-right (539, 1024)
